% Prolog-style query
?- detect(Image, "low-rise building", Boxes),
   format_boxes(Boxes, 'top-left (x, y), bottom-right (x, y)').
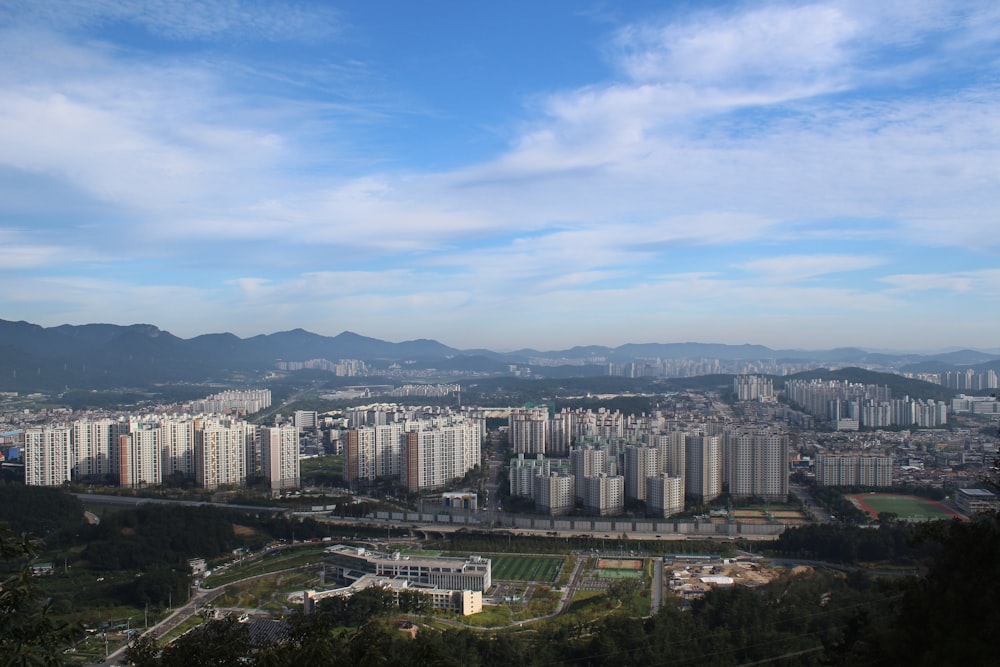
top-left (955, 488), bottom-right (1000, 515)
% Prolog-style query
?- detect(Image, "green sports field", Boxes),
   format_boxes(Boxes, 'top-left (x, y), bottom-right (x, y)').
top-left (848, 494), bottom-right (960, 521)
top-left (490, 555), bottom-right (564, 582)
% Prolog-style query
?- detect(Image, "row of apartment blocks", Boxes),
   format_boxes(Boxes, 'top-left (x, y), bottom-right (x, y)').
top-left (505, 405), bottom-right (729, 457)
top-left (932, 369), bottom-right (999, 391)
top-left (21, 414), bottom-right (299, 492)
top-left (607, 358), bottom-right (831, 378)
top-left (187, 389), bottom-right (272, 416)
top-left (814, 454), bottom-right (894, 487)
top-left (511, 426), bottom-right (788, 518)
top-left (275, 359), bottom-right (368, 376)
top-left (341, 406), bottom-right (482, 493)
top-left (734, 375), bottom-right (775, 401)
top-left (784, 379), bottom-right (949, 430)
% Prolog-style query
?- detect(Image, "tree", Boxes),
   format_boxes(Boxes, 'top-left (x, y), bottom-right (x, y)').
top-left (0, 524), bottom-right (75, 666)
top-left (855, 512), bottom-right (1000, 665)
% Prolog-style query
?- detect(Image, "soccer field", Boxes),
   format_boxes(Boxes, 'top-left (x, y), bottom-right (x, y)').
top-left (848, 494), bottom-right (958, 521)
top-left (490, 556), bottom-right (564, 582)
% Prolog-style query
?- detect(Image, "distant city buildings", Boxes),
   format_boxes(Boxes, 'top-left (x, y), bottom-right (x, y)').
top-left (785, 379), bottom-right (949, 429)
top-left (189, 389), bottom-right (271, 416)
top-left (734, 375), bottom-right (775, 402)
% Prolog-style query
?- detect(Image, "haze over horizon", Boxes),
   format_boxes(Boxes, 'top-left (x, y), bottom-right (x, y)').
top-left (3, 1), bottom-right (999, 352)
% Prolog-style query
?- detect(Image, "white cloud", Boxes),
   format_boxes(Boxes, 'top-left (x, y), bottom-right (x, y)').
top-left (612, 4), bottom-right (857, 90)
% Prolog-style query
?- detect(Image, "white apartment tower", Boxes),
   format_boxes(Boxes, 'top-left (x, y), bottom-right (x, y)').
top-left (726, 431), bottom-right (788, 502)
top-left (160, 417), bottom-right (197, 479)
top-left (584, 473), bottom-right (624, 516)
top-left (401, 418), bottom-right (481, 492)
top-left (647, 474), bottom-right (685, 518)
top-left (261, 424), bottom-right (300, 492)
top-left (120, 423), bottom-right (163, 488)
top-left (23, 426), bottom-right (73, 487)
top-left (509, 453), bottom-right (551, 498)
top-left (534, 472), bottom-right (575, 516)
top-left (686, 435), bottom-right (721, 503)
top-left (625, 445), bottom-right (659, 502)
top-left (72, 418), bottom-right (124, 481)
top-left (508, 408), bottom-right (549, 455)
top-left (195, 418), bottom-right (247, 489)
top-left (570, 446), bottom-right (608, 503)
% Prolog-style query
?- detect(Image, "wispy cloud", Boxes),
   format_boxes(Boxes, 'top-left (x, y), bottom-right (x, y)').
top-left (1, 0), bottom-right (342, 42)
top-left (739, 254), bottom-right (884, 282)
top-left (882, 270), bottom-right (1000, 296)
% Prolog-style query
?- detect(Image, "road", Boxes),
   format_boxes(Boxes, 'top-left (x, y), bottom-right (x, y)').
top-left (650, 557), bottom-right (664, 614)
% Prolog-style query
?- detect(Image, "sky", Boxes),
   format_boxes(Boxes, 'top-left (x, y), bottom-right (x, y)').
top-left (2, 1), bottom-right (999, 353)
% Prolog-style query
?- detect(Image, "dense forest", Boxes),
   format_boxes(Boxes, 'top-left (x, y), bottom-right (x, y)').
top-left (0, 492), bottom-right (334, 614)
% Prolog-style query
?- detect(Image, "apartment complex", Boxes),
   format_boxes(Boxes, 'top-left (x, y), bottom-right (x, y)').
top-left (342, 408), bottom-right (482, 492)
top-left (21, 392), bottom-right (298, 492)
top-left (815, 454), bottom-right (894, 487)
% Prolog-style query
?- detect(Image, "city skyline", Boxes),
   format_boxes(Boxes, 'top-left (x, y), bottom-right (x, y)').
top-left (2, 1), bottom-right (999, 352)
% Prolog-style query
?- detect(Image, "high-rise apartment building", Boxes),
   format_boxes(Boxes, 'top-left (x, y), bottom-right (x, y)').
top-left (625, 445), bottom-right (659, 502)
top-left (508, 407), bottom-right (549, 455)
top-left (195, 418), bottom-right (247, 489)
top-left (261, 424), bottom-right (300, 492)
top-left (23, 426), bottom-right (72, 487)
top-left (570, 446), bottom-right (608, 503)
top-left (402, 418), bottom-right (481, 492)
top-left (649, 432), bottom-right (686, 477)
top-left (647, 473), bottom-right (684, 518)
top-left (685, 435), bottom-right (721, 503)
top-left (120, 422), bottom-right (163, 487)
top-left (734, 375), bottom-right (774, 401)
top-left (509, 453), bottom-right (551, 498)
top-left (534, 472), bottom-right (575, 516)
top-left (72, 418), bottom-right (124, 481)
top-left (725, 431), bottom-right (788, 502)
top-left (584, 473), bottom-right (624, 516)
top-left (160, 417), bottom-right (196, 479)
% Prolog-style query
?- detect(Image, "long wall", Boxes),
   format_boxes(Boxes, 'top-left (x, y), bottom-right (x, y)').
top-left (372, 510), bottom-right (787, 537)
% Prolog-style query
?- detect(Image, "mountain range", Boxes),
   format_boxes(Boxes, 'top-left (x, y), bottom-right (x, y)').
top-left (1, 319), bottom-right (998, 392)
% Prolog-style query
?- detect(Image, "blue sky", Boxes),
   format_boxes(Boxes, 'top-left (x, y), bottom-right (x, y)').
top-left (2, 1), bottom-right (999, 352)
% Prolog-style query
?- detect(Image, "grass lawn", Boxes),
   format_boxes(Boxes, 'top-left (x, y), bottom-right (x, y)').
top-left (848, 494), bottom-right (958, 521)
top-left (596, 569), bottom-right (642, 579)
top-left (203, 544), bottom-right (327, 588)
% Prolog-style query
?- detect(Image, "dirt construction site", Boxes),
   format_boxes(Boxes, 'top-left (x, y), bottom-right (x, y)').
top-left (664, 555), bottom-right (783, 601)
